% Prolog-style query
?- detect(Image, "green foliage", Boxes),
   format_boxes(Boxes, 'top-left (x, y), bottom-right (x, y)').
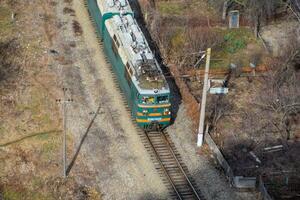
top-left (3, 189), bottom-right (23, 200)
top-left (209, 28), bottom-right (261, 68)
top-left (158, 2), bottom-right (184, 15)
top-left (224, 30), bottom-right (246, 54)
top-left (222, 28), bottom-right (255, 54)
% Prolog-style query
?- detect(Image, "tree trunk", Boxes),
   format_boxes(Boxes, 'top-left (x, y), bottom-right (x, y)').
top-left (254, 15), bottom-right (260, 38)
top-left (222, 1), bottom-right (228, 21)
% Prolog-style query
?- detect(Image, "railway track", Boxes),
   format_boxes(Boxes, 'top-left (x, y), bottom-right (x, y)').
top-left (84, 1), bottom-right (204, 199)
top-left (137, 129), bottom-right (204, 200)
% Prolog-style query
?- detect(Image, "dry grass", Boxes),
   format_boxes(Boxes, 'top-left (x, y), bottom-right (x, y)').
top-left (157, 0), bottom-right (216, 17)
top-left (0, 1), bottom-right (101, 199)
top-left (0, 5), bottom-right (14, 38)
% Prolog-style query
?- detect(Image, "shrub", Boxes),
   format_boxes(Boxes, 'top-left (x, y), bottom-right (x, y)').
top-left (224, 30), bottom-right (247, 54)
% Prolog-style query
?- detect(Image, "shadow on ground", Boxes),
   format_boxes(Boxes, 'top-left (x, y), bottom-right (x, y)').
top-left (66, 103), bottom-right (102, 175)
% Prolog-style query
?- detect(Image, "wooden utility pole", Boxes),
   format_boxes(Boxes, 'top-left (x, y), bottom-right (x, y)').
top-left (56, 87), bottom-right (73, 178)
top-left (197, 48), bottom-right (211, 147)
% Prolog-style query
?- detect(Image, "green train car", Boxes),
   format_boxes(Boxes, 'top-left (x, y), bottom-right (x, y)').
top-left (87, 0), bottom-right (171, 129)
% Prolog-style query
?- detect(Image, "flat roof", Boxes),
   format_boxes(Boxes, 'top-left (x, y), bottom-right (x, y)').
top-left (105, 14), bottom-right (169, 94)
top-left (97, 0), bottom-right (133, 15)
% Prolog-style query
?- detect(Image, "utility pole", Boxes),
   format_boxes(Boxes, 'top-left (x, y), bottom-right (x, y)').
top-left (56, 87), bottom-right (73, 178)
top-left (197, 48), bottom-right (211, 147)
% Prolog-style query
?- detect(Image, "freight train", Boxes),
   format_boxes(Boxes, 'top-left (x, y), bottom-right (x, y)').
top-left (87, 0), bottom-right (171, 128)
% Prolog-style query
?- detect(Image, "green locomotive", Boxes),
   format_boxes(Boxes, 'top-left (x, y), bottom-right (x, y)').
top-left (87, 0), bottom-right (171, 128)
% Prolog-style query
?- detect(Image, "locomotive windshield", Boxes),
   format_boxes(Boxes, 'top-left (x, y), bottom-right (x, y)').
top-left (141, 96), bottom-right (155, 104)
top-left (157, 96), bottom-right (168, 103)
top-left (140, 95), bottom-right (169, 104)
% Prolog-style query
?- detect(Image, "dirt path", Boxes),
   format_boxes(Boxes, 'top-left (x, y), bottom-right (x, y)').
top-left (52, 0), bottom-right (169, 199)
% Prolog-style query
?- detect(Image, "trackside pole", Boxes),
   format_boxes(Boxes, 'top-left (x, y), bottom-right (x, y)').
top-left (62, 88), bottom-right (67, 178)
top-left (56, 88), bottom-right (73, 177)
top-left (197, 48), bottom-right (211, 147)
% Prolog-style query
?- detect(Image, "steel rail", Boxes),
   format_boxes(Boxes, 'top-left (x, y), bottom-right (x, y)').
top-left (160, 131), bottom-right (202, 200)
top-left (145, 131), bottom-right (183, 200)
top-left (145, 130), bottom-right (202, 199)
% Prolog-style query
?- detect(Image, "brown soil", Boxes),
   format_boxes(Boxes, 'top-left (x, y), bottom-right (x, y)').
top-left (0, 0), bottom-right (99, 199)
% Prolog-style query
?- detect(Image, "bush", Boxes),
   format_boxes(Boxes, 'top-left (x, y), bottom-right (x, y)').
top-left (0, 39), bottom-right (21, 87)
top-left (224, 31), bottom-right (246, 54)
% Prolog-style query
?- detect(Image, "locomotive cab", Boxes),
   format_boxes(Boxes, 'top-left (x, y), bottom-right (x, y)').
top-left (136, 94), bottom-right (171, 129)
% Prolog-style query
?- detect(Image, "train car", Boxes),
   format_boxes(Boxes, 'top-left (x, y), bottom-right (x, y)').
top-left (87, 0), bottom-right (171, 129)
top-left (87, 0), bottom-right (133, 36)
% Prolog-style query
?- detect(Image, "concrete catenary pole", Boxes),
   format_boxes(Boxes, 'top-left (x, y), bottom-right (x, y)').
top-left (56, 87), bottom-right (72, 178)
top-left (197, 48), bottom-right (211, 147)
top-left (62, 87), bottom-right (67, 178)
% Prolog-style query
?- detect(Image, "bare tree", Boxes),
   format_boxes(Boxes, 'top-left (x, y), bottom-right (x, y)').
top-left (208, 31), bottom-right (300, 143)
top-left (245, 0), bottom-right (280, 36)
top-left (207, 95), bottom-right (234, 130)
top-left (243, 36), bottom-right (300, 142)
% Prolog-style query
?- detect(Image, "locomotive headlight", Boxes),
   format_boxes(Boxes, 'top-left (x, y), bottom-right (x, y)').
top-left (142, 110), bottom-right (148, 115)
top-left (163, 108), bottom-right (170, 115)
